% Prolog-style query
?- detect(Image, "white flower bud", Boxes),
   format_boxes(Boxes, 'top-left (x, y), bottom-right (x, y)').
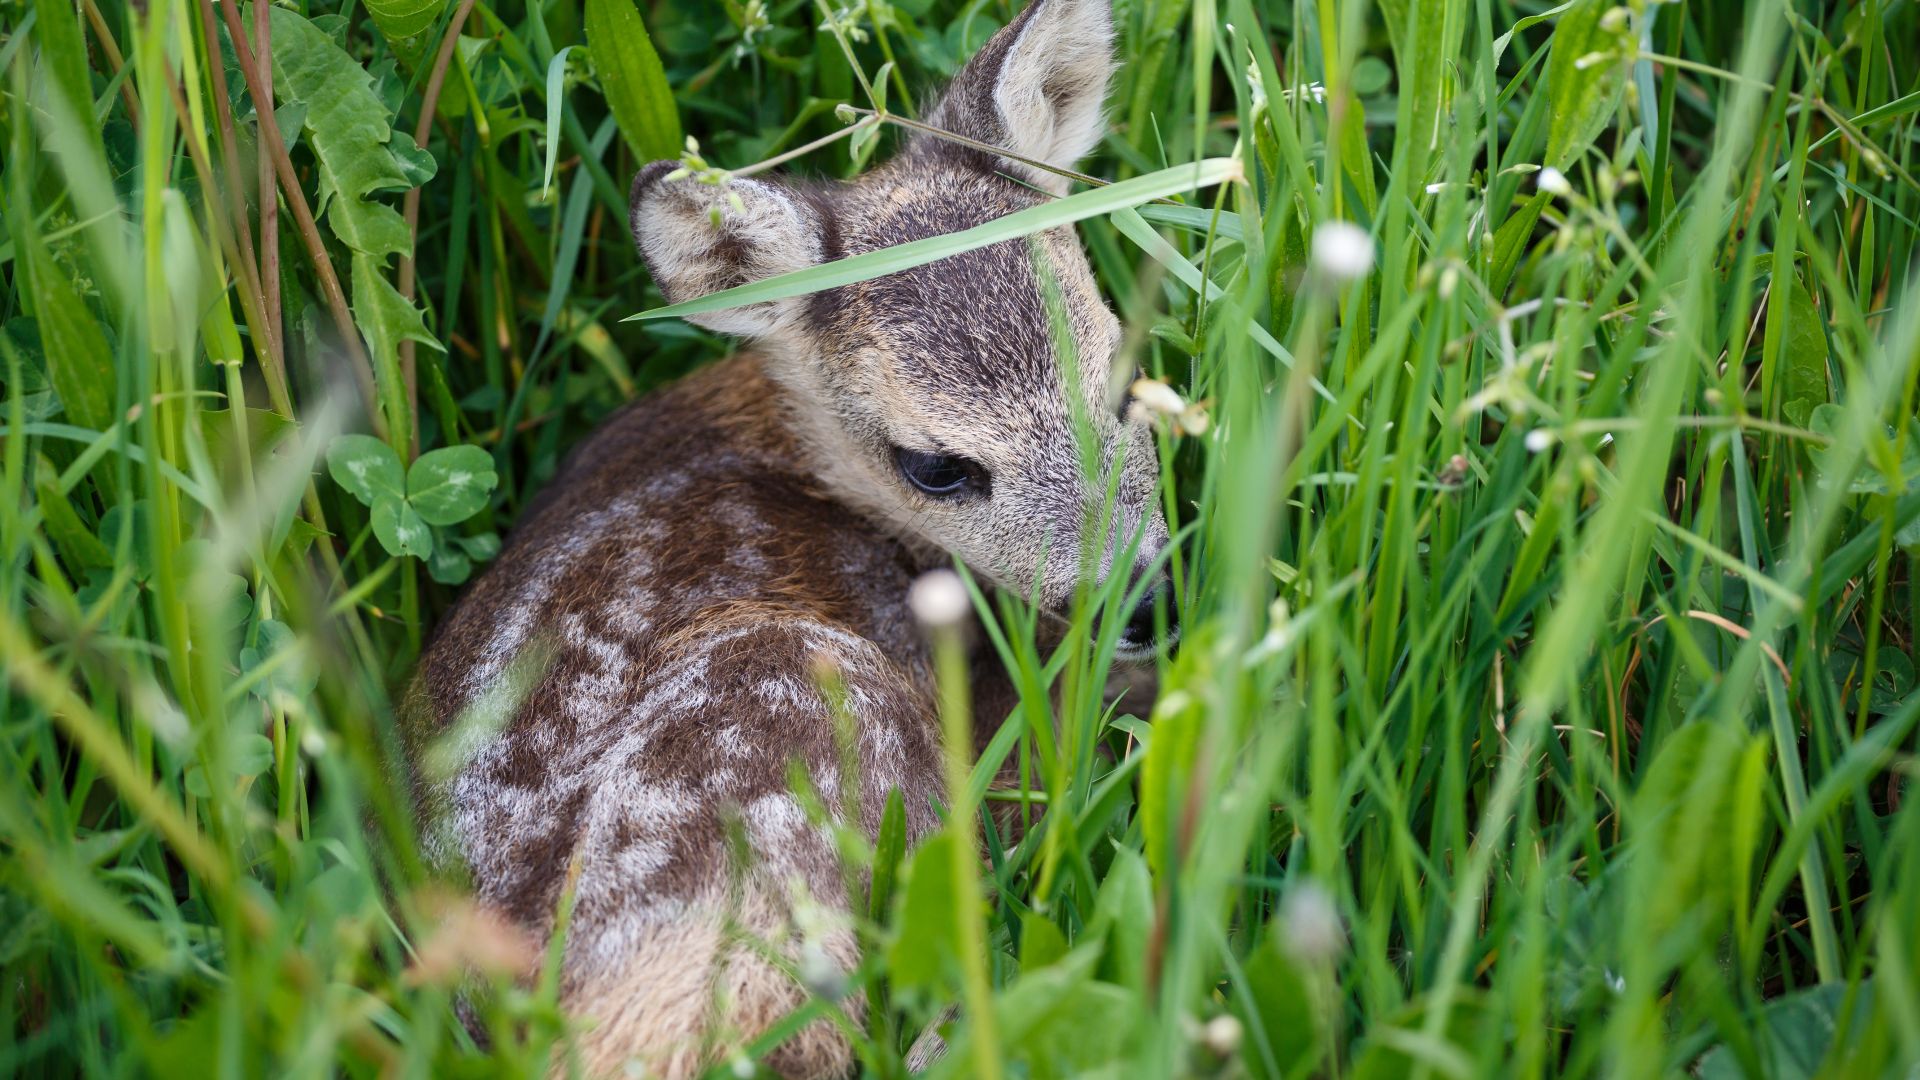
top-left (1525, 428), bottom-right (1555, 453)
top-left (1129, 377), bottom-right (1188, 417)
top-left (1537, 167), bottom-right (1572, 197)
top-left (1202, 1014), bottom-right (1243, 1056)
top-left (1310, 220), bottom-right (1374, 282)
top-left (1280, 880), bottom-right (1345, 962)
top-left (908, 569), bottom-right (970, 629)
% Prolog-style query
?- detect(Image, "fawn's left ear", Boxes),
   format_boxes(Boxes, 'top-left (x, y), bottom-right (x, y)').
top-left (629, 161), bottom-right (825, 338)
top-left (922, 0), bottom-right (1116, 195)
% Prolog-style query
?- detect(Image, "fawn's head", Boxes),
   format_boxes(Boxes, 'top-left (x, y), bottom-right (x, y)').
top-left (630, 0), bottom-right (1173, 656)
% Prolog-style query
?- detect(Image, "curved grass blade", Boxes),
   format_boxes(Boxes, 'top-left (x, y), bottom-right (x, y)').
top-left (627, 158), bottom-right (1242, 323)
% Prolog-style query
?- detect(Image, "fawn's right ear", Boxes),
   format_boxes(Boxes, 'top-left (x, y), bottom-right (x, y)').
top-left (629, 161), bottom-right (824, 339)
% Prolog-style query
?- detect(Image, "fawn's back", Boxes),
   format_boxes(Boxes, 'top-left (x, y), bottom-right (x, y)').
top-left (408, 1), bottom-right (1167, 1074)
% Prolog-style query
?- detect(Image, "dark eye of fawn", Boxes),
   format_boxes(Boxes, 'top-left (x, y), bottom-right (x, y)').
top-left (894, 447), bottom-right (985, 499)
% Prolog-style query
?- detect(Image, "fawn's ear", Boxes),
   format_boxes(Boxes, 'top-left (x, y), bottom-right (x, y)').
top-left (629, 161), bottom-right (824, 338)
top-left (923, 0), bottom-right (1116, 195)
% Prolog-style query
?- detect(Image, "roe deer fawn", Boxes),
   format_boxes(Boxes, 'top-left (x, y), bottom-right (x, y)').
top-left (408, 0), bottom-right (1173, 1073)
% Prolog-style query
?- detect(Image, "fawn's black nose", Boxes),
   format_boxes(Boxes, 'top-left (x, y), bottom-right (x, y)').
top-left (1117, 584), bottom-right (1177, 653)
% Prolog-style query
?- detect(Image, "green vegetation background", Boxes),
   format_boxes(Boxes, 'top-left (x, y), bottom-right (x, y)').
top-left (2, 0), bottom-right (1918, 1076)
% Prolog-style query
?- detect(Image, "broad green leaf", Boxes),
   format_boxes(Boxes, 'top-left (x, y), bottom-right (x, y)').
top-left (929, 947), bottom-right (1138, 1080)
top-left (1543, 0), bottom-right (1627, 168)
top-left (407, 444), bottom-right (498, 526)
top-left (33, 454), bottom-right (111, 568)
top-left (427, 545), bottom-right (474, 585)
top-left (1808, 406), bottom-right (1920, 495)
top-left (584, 0), bottom-right (682, 162)
top-left (1490, 191), bottom-right (1550, 297)
top-left (239, 620), bottom-right (319, 701)
top-left (372, 496), bottom-right (433, 558)
top-left (1019, 911), bottom-right (1068, 972)
top-left (1776, 275), bottom-right (1830, 427)
top-left (1089, 846), bottom-right (1152, 992)
top-left (1379, 0), bottom-right (1462, 189)
top-left (1236, 926), bottom-right (1326, 1080)
top-left (868, 787), bottom-right (907, 922)
top-left (633, 158), bottom-right (1241, 323)
top-left (455, 532), bottom-right (503, 562)
top-left (1140, 684), bottom-right (1204, 879)
top-left (1349, 992), bottom-right (1496, 1080)
top-left (1626, 721), bottom-right (1749, 947)
top-left (887, 830), bottom-right (960, 995)
top-left (326, 434), bottom-right (405, 507)
top-left (1696, 982), bottom-right (1876, 1080)
top-left (1868, 651), bottom-right (1915, 716)
top-left (231, 733), bottom-right (276, 777)
top-left (363, 0), bottom-right (448, 64)
top-left (9, 207), bottom-right (114, 435)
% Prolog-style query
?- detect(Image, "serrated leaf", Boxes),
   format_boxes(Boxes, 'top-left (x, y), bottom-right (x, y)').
top-left (407, 445), bottom-right (497, 526)
top-left (326, 434), bottom-right (405, 507)
top-left (1544, 0), bottom-right (1626, 168)
top-left (350, 251), bottom-right (441, 448)
top-left (372, 496), bottom-right (433, 558)
top-left (259, 7), bottom-right (435, 261)
top-left (584, 0), bottom-right (682, 162)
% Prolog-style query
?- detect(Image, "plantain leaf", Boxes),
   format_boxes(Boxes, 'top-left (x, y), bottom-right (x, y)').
top-left (584, 0), bottom-right (682, 162)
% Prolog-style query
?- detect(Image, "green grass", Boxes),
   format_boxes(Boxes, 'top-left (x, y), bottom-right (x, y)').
top-left (4, 0), bottom-right (1920, 1076)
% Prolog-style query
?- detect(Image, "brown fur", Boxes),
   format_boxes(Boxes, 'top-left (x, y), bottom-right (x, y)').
top-left (408, 3), bottom-right (1163, 1075)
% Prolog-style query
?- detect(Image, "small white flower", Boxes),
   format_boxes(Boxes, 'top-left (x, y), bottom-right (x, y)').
top-left (1310, 221), bottom-right (1374, 283)
top-left (1525, 428), bottom-right (1555, 453)
top-left (1537, 167), bottom-right (1572, 197)
top-left (908, 569), bottom-right (970, 629)
top-left (1280, 880), bottom-right (1345, 962)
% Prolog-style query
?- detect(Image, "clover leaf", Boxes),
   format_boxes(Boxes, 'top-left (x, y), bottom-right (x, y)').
top-left (326, 436), bottom-right (498, 562)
